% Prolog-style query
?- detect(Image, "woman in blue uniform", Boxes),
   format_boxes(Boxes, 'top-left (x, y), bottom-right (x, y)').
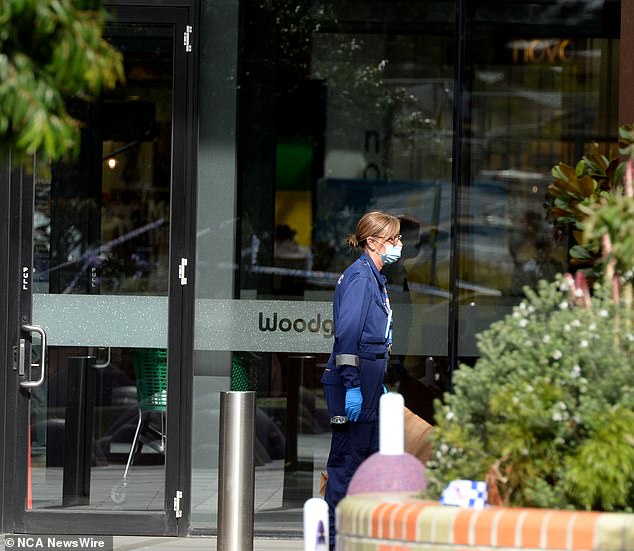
top-left (321, 211), bottom-right (402, 549)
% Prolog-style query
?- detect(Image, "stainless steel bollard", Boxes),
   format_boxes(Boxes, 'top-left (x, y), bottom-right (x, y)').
top-left (217, 391), bottom-right (256, 551)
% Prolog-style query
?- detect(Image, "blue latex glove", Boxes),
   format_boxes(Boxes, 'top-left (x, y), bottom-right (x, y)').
top-left (345, 387), bottom-right (363, 422)
top-left (383, 385), bottom-right (388, 394)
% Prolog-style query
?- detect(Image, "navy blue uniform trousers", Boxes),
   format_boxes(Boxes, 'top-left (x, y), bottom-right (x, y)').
top-left (323, 356), bottom-right (384, 548)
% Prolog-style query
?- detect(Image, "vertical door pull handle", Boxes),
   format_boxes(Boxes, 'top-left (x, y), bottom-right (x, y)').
top-left (20, 324), bottom-right (47, 388)
top-left (18, 339), bottom-right (26, 375)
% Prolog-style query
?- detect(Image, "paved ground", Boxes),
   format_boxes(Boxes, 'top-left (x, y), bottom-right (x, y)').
top-left (112, 536), bottom-right (302, 550)
top-left (3, 535), bottom-right (303, 551)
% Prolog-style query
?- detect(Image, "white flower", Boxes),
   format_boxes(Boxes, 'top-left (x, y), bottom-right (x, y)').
top-left (440, 443), bottom-right (449, 454)
top-left (552, 350), bottom-right (562, 360)
top-left (527, 306), bottom-right (535, 315)
top-left (571, 319), bottom-right (581, 327)
top-left (559, 281), bottom-right (570, 292)
top-left (563, 324), bottom-right (571, 332)
top-left (524, 340), bottom-right (533, 347)
top-left (574, 288), bottom-right (584, 298)
top-left (526, 385), bottom-right (534, 393)
top-left (580, 340), bottom-right (589, 348)
top-left (599, 309), bottom-right (609, 318)
top-left (378, 59), bottom-right (388, 71)
top-left (513, 311), bottom-right (521, 319)
top-left (559, 301), bottom-right (569, 310)
top-left (571, 365), bottom-right (581, 378)
top-left (519, 319), bottom-right (528, 327)
top-left (627, 334), bottom-right (634, 342)
top-left (588, 323), bottom-right (596, 331)
top-left (446, 411), bottom-right (454, 421)
top-left (543, 335), bottom-right (551, 343)
top-left (552, 411), bottom-right (564, 422)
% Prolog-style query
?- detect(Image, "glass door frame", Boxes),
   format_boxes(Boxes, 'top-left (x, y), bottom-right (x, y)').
top-left (1, 2), bottom-right (198, 537)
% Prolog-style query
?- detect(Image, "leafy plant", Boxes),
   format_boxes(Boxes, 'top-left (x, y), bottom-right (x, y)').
top-left (426, 275), bottom-right (634, 511)
top-left (0, 0), bottom-right (124, 164)
top-left (546, 125), bottom-right (634, 277)
top-left (581, 192), bottom-right (634, 281)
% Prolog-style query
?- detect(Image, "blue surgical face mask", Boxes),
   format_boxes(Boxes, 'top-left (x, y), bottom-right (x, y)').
top-left (380, 243), bottom-right (402, 265)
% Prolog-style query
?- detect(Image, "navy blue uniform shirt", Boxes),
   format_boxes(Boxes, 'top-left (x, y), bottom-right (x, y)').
top-left (321, 252), bottom-right (390, 391)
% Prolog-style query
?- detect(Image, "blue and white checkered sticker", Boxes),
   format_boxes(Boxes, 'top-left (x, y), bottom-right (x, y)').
top-left (440, 480), bottom-right (488, 509)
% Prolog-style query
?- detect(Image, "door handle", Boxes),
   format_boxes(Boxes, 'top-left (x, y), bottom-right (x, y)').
top-left (20, 324), bottom-right (48, 389)
top-left (91, 347), bottom-right (111, 369)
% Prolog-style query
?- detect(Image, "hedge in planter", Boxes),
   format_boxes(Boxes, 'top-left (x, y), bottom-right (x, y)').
top-left (426, 274), bottom-right (634, 512)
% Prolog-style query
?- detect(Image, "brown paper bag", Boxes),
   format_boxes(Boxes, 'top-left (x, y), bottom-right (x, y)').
top-left (318, 406), bottom-right (433, 497)
top-left (404, 406), bottom-right (433, 464)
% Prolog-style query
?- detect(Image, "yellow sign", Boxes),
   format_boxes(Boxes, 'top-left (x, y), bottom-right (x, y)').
top-left (511, 39), bottom-right (572, 63)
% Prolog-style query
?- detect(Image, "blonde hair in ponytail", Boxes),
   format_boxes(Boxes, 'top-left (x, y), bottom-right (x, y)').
top-left (347, 211), bottom-right (400, 250)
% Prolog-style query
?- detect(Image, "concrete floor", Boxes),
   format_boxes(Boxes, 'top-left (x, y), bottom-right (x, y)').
top-left (2, 535), bottom-right (303, 551)
top-left (111, 535), bottom-right (303, 551)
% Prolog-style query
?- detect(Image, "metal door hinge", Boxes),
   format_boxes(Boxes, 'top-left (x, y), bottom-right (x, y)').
top-left (184, 25), bottom-right (192, 52)
top-left (178, 258), bottom-right (188, 286)
top-left (173, 490), bottom-right (183, 518)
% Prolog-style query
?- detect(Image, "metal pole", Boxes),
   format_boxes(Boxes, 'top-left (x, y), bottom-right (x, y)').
top-left (217, 391), bottom-right (256, 551)
top-left (63, 356), bottom-right (96, 506)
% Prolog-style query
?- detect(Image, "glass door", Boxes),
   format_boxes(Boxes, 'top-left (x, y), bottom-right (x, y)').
top-left (7, 4), bottom-right (194, 535)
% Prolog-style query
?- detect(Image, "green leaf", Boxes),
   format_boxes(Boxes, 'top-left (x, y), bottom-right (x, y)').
top-left (569, 245), bottom-right (593, 260)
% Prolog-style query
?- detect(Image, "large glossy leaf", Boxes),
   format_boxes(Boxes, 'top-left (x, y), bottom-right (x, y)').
top-left (577, 175), bottom-right (596, 196)
top-left (548, 183), bottom-right (568, 198)
top-left (552, 163), bottom-right (576, 182)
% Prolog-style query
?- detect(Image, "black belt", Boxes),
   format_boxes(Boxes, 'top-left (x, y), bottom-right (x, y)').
top-left (359, 351), bottom-right (389, 360)
top-left (378, 345), bottom-right (392, 359)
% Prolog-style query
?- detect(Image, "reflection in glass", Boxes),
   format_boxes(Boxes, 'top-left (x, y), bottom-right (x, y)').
top-left (29, 346), bottom-right (167, 510)
top-left (29, 23), bottom-right (174, 511)
top-left (34, 25), bottom-right (173, 297)
top-left (228, 0), bottom-right (457, 534)
top-left (457, 3), bottom-right (619, 356)
top-left (238, 0), bottom-right (455, 419)
top-left (192, 0), bottom-right (620, 535)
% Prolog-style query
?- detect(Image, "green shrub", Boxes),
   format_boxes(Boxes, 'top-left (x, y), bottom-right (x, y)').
top-left (426, 275), bottom-right (634, 511)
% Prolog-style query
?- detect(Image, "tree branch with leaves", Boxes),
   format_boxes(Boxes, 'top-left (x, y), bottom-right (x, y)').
top-left (0, 0), bottom-right (124, 165)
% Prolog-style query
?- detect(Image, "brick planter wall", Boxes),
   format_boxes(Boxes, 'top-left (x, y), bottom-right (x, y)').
top-left (336, 493), bottom-right (634, 550)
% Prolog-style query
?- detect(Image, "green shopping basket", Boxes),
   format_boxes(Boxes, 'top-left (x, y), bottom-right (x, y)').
top-left (111, 348), bottom-right (167, 504)
top-left (134, 348), bottom-right (167, 411)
